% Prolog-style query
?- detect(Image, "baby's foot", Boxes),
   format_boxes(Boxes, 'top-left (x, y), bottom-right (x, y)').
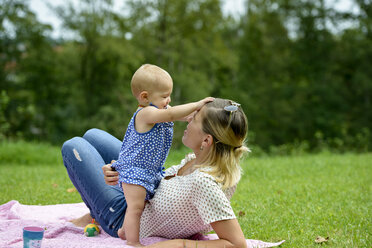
top-left (117, 227), bottom-right (126, 240)
top-left (127, 241), bottom-right (143, 247)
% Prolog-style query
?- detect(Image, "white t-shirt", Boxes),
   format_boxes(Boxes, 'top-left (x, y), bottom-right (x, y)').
top-left (139, 153), bottom-right (236, 239)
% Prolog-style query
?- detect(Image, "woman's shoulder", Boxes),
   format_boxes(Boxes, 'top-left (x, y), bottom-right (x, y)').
top-left (193, 168), bottom-right (237, 200)
top-left (192, 167), bottom-right (221, 190)
top-left (191, 169), bottom-right (236, 205)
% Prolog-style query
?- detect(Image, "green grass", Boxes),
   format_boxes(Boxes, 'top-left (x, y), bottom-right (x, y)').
top-left (232, 153), bottom-right (371, 247)
top-left (0, 140), bottom-right (80, 204)
top-left (0, 141), bottom-right (371, 247)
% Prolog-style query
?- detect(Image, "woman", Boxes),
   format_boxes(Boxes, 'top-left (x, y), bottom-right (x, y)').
top-left (62, 98), bottom-right (249, 247)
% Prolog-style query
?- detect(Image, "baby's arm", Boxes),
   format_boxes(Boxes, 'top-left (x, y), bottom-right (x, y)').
top-left (137, 97), bottom-right (214, 124)
top-left (164, 105), bottom-right (195, 122)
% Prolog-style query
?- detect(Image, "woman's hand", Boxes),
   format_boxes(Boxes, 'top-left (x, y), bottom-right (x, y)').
top-left (102, 160), bottom-right (119, 185)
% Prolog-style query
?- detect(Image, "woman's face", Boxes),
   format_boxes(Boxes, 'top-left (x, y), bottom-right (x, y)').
top-left (182, 107), bottom-right (206, 151)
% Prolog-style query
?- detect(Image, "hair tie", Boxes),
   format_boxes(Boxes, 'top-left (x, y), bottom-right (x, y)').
top-left (223, 101), bottom-right (241, 113)
top-left (215, 139), bottom-right (242, 150)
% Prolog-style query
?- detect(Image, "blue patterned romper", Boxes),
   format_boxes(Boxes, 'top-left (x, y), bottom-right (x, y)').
top-left (111, 106), bottom-right (174, 200)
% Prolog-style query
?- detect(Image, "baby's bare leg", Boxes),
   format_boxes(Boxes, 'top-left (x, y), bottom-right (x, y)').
top-left (120, 183), bottom-right (146, 247)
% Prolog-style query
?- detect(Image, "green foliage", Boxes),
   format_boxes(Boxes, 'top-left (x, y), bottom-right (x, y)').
top-left (0, 0), bottom-right (371, 152)
top-left (234, 0), bottom-right (372, 152)
top-left (0, 90), bottom-right (10, 139)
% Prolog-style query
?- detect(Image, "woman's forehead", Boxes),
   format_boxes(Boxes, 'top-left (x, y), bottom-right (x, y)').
top-left (195, 107), bottom-right (206, 120)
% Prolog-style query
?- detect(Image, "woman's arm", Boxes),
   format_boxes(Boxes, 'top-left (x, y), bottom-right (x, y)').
top-left (210, 218), bottom-right (247, 247)
top-left (144, 219), bottom-right (247, 248)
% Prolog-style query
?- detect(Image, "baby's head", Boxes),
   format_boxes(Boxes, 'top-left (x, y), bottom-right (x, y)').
top-left (131, 64), bottom-right (173, 109)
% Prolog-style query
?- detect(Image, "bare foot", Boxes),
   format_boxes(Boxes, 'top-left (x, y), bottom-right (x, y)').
top-left (69, 213), bottom-right (93, 227)
top-left (127, 241), bottom-right (143, 247)
top-left (117, 227), bottom-right (126, 240)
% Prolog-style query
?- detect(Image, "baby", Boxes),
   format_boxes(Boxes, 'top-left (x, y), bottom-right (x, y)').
top-left (111, 64), bottom-right (213, 246)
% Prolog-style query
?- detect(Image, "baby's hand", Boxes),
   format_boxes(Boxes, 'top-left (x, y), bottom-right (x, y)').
top-left (196, 97), bottom-right (214, 110)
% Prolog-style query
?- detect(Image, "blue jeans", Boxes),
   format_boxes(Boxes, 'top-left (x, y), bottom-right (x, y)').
top-left (61, 128), bottom-right (126, 237)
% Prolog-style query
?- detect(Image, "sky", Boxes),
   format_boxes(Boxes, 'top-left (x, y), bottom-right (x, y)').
top-left (29, 0), bottom-right (247, 38)
top-left (29, 0), bottom-right (359, 39)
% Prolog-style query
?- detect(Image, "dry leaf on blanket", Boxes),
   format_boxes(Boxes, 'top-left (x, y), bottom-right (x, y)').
top-left (315, 236), bottom-right (329, 244)
top-left (67, 187), bottom-right (77, 193)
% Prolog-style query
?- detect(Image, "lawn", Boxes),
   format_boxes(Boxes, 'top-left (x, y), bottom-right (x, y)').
top-left (0, 141), bottom-right (371, 247)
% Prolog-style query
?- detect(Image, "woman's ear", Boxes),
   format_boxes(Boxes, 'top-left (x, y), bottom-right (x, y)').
top-left (139, 91), bottom-right (149, 103)
top-left (202, 134), bottom-right (214, 149)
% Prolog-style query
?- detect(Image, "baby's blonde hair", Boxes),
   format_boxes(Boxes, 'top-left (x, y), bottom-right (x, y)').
top-left (198, 98), bottom-right (249, 189)
top-left (131, 64), bottom-right (172, 97)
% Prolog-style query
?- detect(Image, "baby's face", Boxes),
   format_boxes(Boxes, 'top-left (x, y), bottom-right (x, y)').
top-left (148, 80), bottom-right (173, 109)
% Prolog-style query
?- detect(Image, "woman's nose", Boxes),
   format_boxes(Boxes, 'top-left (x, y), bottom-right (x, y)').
top-left (186, 116), bottom-right (192, 123)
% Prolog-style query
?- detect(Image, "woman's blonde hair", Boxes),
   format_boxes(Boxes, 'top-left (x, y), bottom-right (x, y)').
top-left (198, 98), bottom-right (249, 189)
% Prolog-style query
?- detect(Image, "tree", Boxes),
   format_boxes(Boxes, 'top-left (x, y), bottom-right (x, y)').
top-left (0, 0), bottom-right (53, 140)
top-left (123, 0), bottom-right (237, 146)
top-left (237, 0), bottom-right (294, 148)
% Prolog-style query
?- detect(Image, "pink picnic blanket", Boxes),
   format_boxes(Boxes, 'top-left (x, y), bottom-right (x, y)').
top-left (0, 200), bottom-right (285, 247)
